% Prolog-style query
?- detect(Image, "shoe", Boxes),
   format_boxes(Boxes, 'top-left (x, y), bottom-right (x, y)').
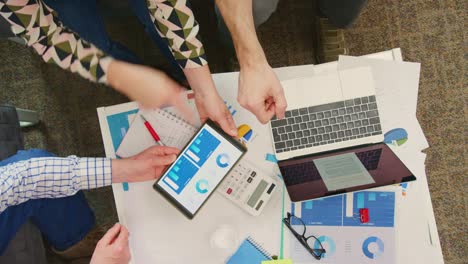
top-left (314, 16), bottom-right (349, 63)
top-left (52, 226), bottom-right (105, 260)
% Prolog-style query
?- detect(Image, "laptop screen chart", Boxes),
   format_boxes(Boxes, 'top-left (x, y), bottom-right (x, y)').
top-left (158, 125), bottom-right (243, 214)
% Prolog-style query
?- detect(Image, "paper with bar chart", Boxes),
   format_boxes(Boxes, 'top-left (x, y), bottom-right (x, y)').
top-left (289, 191), bottom-right (396, 264)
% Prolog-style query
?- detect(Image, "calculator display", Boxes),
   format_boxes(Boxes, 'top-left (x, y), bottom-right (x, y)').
top-left (155, 121), bottom-right (246, 218)
top-left (247, 180), bottom-right (268, 208)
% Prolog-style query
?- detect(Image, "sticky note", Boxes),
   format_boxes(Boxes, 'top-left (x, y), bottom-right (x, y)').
top-left (262, 259), bottom-right (293, 264)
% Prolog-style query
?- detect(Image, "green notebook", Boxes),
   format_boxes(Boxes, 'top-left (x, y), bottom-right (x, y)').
top-left (226, 237), bottom-right (272, 264)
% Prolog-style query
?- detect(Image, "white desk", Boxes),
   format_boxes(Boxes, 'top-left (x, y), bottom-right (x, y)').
top-left (98, 48), bottom-right (443, 264)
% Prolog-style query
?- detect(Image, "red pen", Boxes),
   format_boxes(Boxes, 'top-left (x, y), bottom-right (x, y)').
top-left (140, 114), bottom-right (165, 146)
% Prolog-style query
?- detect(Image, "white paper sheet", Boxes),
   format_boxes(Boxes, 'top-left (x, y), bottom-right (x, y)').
top-left (337, 56), bottom-right (421, 124)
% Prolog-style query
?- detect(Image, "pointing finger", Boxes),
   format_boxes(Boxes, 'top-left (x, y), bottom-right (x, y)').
top-left (216, 113), bottom-right (238, 137)
top-left (273, 87), bottom-right (287, 119)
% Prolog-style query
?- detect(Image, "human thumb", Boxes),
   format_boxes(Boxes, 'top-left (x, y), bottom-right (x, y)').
top-left (152, 154), bottom-right (177, 166)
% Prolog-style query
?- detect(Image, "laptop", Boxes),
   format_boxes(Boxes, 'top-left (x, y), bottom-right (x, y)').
top-left (270, 67), bottom-right (416, 201)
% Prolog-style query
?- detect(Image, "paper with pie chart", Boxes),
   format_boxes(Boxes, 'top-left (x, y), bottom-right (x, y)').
top-left (289, 191), bottom-right (396, 263)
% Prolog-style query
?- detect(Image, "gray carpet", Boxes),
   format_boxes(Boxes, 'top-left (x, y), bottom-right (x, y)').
top-left (0, 0), bottom-right (466, 263)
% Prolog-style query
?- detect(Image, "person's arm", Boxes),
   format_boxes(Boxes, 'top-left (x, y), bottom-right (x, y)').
top-left (0, 0), bottom-right (195, 116)
top-left (0, 146), bottom-right (178, 213)
top-left (146, 0), bottom-right (237, 136)
top-left (0, 0), bottom-right (113, 83)
top-left (0, 156), bottom-right (112, 213)
top-left (215, 0), bottom-right (287, 123)
top-left (146, 0), bottom-right (206, 68)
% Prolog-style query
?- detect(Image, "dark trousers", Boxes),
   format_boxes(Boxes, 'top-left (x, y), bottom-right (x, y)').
top-left (216, 0), bottom-right (367, 55)
top-left (318, 0), bottom-right (367, 28)
top-left (0, 150), bottom-right (95, 254)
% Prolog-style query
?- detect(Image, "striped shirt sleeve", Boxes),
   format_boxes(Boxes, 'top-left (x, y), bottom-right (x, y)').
top-left (0, 156), bottom-right (112, 213)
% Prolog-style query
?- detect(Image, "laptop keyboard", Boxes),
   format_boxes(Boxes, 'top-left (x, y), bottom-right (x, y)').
top-left (271, 96), bottom-right (382, 153)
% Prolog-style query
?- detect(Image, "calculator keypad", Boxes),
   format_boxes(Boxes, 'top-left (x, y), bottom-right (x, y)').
top-left (219, 162), bottom-right (255, 200)
top-left (217, 161), bottom-right (276, 216)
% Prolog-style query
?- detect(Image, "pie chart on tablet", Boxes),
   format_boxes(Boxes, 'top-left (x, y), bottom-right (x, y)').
top-left (216, 153), bottom-right (230, 168)
top-left (195, 179), bottom-right (209, 194)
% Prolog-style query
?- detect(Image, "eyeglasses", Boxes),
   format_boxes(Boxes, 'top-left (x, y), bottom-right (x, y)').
top-left (282, 212), bottom-right (326, 260)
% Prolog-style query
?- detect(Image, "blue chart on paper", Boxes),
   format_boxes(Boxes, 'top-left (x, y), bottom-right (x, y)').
top-left (343, 192), bottom-right (395, 227)
top-left (107, 110), bottom-right (139, 154)
top-left (163, 156), bottom-right (199, 194)
top-left (362, 236), bottom-right (384, 259)
top-left (184, 128), bottom-right (220, 167)
top-left (292, 196), bottom-right (343, 226)
top-left (315, 236), bottom-right (336, 258)
top-left (291, 191), bottom-right (395, 227)
top-left (106, 109), bottom-right (139, 191)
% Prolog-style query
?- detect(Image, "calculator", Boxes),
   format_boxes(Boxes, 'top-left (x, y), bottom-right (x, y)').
top-left (217, 160), bottom-right (277, 216)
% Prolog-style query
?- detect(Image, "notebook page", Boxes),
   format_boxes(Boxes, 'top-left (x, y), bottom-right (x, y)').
top-left (116, 108), bottom-right (196, 158)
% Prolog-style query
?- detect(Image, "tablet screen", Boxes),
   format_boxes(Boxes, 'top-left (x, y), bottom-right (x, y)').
top-left (155, 121), bottom-right (245, 217)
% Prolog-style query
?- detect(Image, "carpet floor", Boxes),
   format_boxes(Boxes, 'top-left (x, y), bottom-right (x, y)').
top-left (0, 0), bottom-right (465, 263)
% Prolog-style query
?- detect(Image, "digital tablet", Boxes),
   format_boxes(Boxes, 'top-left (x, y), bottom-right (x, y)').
top-left (153, 120), bottom-right (247, 219)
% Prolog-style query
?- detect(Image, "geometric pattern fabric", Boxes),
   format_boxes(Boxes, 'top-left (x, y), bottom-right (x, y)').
top-left (0, 0), bottom-right (207, 85)
top-left (147, 0), bottom-right (207, 68)
top-left (0, 0), bottom-right (113, 83)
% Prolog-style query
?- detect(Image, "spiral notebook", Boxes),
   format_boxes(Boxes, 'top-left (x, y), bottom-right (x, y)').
top-left (116, 108), bottom-right (197, 158)
top-left (226, 237), bottom-right (272, 264)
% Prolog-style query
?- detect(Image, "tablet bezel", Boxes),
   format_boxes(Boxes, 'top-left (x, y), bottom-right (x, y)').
top-left (153, 119), bottom-right (247, 219)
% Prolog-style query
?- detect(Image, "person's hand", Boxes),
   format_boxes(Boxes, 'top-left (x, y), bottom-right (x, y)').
top-left (112, 146), bottom-right (179, 183)
top-left (183, 65), bottom-right (238, 137)
top-left (107, 60), bottom-right (193, 121)
top-left (194, 91), bottom-right (238, 136)
top-left (90, 223), bottom-right (131, 264)
top-left (237, 63), bottom-right (287, 124)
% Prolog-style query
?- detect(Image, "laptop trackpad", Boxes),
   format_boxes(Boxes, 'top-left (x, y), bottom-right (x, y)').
top-left (313, 153), bottom-right (375, 191)
top-left (282, 72), bottom-right (343, 109)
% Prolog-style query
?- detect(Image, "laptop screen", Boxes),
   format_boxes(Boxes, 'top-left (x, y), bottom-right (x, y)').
top-left (278, 143), bottom-right (415, 202)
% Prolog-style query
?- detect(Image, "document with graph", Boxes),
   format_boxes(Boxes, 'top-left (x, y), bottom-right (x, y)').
top-left (287, 191), bottom-right (397, 264)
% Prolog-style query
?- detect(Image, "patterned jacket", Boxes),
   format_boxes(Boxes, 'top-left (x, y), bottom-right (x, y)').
top-left (0, 0), bottom-right (207, 84)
